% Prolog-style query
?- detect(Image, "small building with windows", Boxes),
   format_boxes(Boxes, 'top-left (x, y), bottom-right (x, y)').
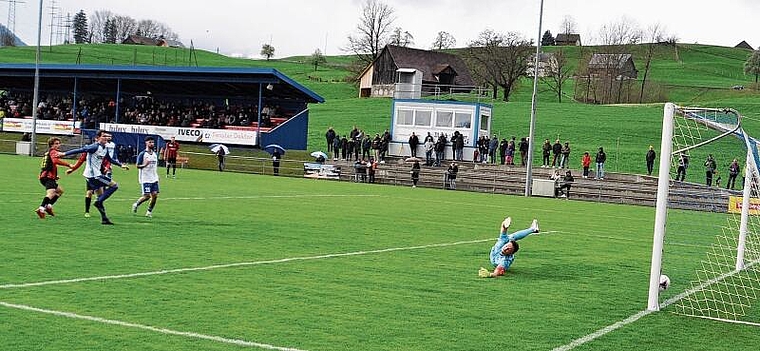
top-left (555, 33), bottom-right (582, 46)
top-left (387, 99), bottom-right (492, 161)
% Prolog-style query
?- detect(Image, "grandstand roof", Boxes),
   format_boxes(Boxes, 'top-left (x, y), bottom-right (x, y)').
top-left (0, 63), bottom-right (324, 103)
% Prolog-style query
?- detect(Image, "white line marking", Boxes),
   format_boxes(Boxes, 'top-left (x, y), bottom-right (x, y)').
top-left (0, 238), bottom-right (495, 289)
top-left (552, 257), bottom-right (760, 351)
top-left (0, 301), bottom-right (307, 350)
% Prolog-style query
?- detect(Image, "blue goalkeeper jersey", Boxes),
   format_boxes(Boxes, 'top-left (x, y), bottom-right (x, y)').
top-left (489, 228), bottom-right (534, 270)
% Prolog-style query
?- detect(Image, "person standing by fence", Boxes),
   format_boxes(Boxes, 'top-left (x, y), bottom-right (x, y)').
top-left (645, 145), bottom-right (656, 176)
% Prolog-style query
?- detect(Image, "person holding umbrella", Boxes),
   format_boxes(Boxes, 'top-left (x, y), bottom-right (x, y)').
top-left (264, 144), bottom-right (286, 176)
top-left (210, 144), bottom-right (229, 172)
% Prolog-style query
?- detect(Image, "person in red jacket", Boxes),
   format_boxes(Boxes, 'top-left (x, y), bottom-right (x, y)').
top-left (36, 137), bottom-right (73, 219)
top-left (581, 151), bottom-right (592, 179)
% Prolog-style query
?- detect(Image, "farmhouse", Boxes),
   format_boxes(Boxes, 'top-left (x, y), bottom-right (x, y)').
top-left (587, 53), bottom-right (638, 79)
top-left (358, 45), bottom-right (475, 98)
top-left (555, 33), bottom-right (582, 46)
top-left (735, 40), bottom-right (754, 50)
top-left (526, 52), bottom-right (557, 77)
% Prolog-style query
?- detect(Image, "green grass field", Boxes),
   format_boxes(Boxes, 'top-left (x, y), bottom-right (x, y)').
top-left (2, 153), bottom-right (760, 350)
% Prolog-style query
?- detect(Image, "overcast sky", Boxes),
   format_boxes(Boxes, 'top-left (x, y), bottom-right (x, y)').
top-left (8, 0), bottom-right (760, 58)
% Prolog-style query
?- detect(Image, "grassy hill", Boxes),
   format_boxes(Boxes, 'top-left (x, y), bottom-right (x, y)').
top-left (1, 43), bottom-right (759, 176)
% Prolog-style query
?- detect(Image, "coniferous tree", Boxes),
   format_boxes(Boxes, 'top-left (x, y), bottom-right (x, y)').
top-left (104, 18), bottom-right (118, 44)
top-left (72, 10), bottom-right (89, 44)
top-left (541, 30), bottom-right (555, 46)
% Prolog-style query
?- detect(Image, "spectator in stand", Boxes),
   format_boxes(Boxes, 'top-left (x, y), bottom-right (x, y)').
top-left (519, 137), bottom-right (529, 166)
top-left (507, 137), bottom-right (516, 166)
top-left (551, 139), bottom-right (562, 168)
top-left (646, 145), bottom-right (657, 176)
top-left (340, 135), bottom-right (348, 160)
top-left (489, 135), bottom-right (499, 164)
top-left (408, 132), bottom-right (419, 158)
top-left (541, 139), bottom-right (551, 168)
top-left (581, 151), bottom-right (592, 179)
top-left (368, 157), bottom-right (377, 183)
top-left (557, 170), bottom-right (574, 199)
top-left (676, 153), bottom-right (688, 181)
top-left (560, 142), bottom-right (571, 169)
top-left (727, 158), bottom-right (740, 190)
top-left (411, 160), bottom-right (420, 188)
top-left (704, 154), bottom-right (717, 186)
top-left (447, 162), bottom-right (459, 190)
top-left (595, 147), bottom-right (607, 180)
top-left (332, 135), bottom-right (341, 160)
top-left (424, 137), bottom-right (435, 166)
top-left (499, 137), bottom-right (508, 165)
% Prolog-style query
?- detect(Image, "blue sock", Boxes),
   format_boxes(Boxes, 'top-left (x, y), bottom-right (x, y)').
top-left (98, 183), bottom-right (119, 203)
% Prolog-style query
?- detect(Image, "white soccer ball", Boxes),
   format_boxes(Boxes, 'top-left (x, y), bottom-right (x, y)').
top-left (659, 274), bottom-right (671, 291)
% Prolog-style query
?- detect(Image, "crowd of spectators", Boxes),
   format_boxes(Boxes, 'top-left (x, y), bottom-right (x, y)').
top-left (0, 91), bottom-right (288, 130)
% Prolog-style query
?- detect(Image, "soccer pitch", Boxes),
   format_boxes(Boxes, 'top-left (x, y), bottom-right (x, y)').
top-left (2, 153), bottom-right (759, 351)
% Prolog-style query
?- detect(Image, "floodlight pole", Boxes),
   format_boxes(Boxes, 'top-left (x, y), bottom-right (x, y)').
top-left (524, 0), bottom-right (544, 197)
top-left (29, 0), bottom-right (44, 156)
top-left (257, 83), bottom-right (263, 147)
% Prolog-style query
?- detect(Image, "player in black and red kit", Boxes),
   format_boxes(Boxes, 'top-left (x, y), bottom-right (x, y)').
top-left (36, 137), bottom-right (73, 219)
top-left (164, 136), bottom-right (180, 178)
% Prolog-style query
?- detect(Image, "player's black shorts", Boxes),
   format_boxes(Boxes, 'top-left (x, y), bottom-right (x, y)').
top-left (167, 156), bottom-right (177, 164)
top-left (40, 178), bottom-right (58, 190)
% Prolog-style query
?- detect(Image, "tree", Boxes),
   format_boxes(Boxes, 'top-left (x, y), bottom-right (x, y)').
top-left (136, 19), bottom-right (178, 41)
top-left (431, 31), bottom-right (456, 50)
top-left (89, 10), bottom-right (113, 43)
top-left (111, 15), bottom-right (137, 42)
top-left (465, 29), bottom-right (534, 101)
top-left (542, 49), bottom-right (573, 103)
top-left (541, 30), bottom-right (555, 46)
top-left (72, 10), bottom-right (89, 44)
top-left (597, 16), bottom-right (642, 46)
top-left (745, 50), bottom-right (760, 87)
top-left (560, 15), bottom-right (577, 34)
top-left (310, 48), bottom-right (327, 71)
top-left (388, 27), bottom-right (414, 47)
top-left (345, 0), bottom-right (396, 65)
top-left (639, 23), bottom-right (665, 102)
top-left (104, 18), bottom-right (118, 44)
top-left (261, 44), bottom-right (275, 60)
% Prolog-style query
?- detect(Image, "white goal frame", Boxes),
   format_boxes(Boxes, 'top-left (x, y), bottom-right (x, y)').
top-left (648, 102), bottom-right (757, 311)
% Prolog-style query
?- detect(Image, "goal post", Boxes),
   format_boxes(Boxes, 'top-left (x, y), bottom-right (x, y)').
top-left (648, 103), bottom-right (760, 322)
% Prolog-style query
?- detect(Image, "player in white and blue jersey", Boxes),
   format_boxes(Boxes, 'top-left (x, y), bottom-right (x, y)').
top-left (132, 136), bottom-right (160, 218)
top-left (64, 130), bottom-right (129, 225)
top-left (479, 217), bottom-right (540, 278)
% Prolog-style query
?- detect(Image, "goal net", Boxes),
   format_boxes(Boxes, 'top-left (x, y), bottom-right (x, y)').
top-left (649, 103), bottom-right (760, 326)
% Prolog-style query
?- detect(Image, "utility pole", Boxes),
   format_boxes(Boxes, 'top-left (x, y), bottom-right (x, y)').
top-left (47, 0), bottom-right (58, 47)
top-left (1, 0), bottom-right (26, 34)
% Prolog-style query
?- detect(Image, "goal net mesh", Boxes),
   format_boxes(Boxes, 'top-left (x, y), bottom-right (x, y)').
top-left (661, 106), bottom-right (760, 325)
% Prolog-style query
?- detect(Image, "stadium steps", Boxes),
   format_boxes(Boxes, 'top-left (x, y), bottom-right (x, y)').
top-left (331, 158), bottom-right (734, 212)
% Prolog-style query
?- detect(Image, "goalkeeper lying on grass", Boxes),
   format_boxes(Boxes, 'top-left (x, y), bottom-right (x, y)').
top-left (479, 217), bottom-right (539, 278)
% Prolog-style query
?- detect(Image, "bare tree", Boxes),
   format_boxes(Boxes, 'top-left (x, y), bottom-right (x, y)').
top-left (431, 31), bottom-right (456, 50)
top-left (136, 19), bottom-right (178, 40)
top-left (89, 10), bottom-right (113, 43)
top-left (388, 27), bottom-right (414, 47)
top-left (346, 0), bottom-right (396, 65)
top-left (639, 23), bottom-right (665, 102)
top-left (560, 15), bottom-right (577, 34)
top-left (597, 16), bottom-right (642, 46)
top-left (542, 49), bottom-right (573, 103)
top-left (465, 29), bottom-right (533, 101)
top-left (112, 15), bottom-right (137, 42)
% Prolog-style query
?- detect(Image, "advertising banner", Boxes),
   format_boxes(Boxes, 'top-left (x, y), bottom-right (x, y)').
top-left (100, 123), bottom-right (258, 146)
top-left (2, 118), bottom-right (80, 135)
top-left (728, 196), bottom-right (760, 215)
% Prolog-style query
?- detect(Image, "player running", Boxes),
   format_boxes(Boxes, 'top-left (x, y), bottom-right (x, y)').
top-left (67, 133), bottom-right (119, 218)
top-left (132, 136), bottom-right (160, 217)
top-left (64, 130), bottom-right (129, 225)
top-left (164, 136), bottom-right (180, 178)
top-left (35, 137), bottom-right (73, 219)
top-left (479, 217), bottom-right (540, 278)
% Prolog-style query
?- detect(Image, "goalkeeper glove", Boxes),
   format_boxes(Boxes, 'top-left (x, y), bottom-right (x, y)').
top-left (478, 267), bottom-right (490, 278)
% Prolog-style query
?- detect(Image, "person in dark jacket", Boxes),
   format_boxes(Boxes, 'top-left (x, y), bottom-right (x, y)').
top-left (447, 162), bottom-right (459, 190)
top-left (595, 147), bottom-right (607, 180)
top-left (551, 139), bottom-right (562, 168)
top-left (557, 170), bottom-right (574, 198)
top-left (645, 145), bottom-right (656, 176)
top-left (411, 160), bottom-right (420, 187)
top-left (408, 132), bottom-right (420, 158)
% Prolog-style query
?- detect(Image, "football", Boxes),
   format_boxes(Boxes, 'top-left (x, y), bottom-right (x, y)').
top-left (659, 274), bottom-right (671, 291)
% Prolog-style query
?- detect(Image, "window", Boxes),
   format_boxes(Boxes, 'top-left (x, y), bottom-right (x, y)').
top-left (480, 114), bottom-right (490, 131)
top-left (397, 109), bottom-right (413, 125)
top-left (435, 110), bottom-right (453, 128)
top-left (454, 112), bottom-right (471, 128)
top-left (415, 110), bottom-right (432, 126)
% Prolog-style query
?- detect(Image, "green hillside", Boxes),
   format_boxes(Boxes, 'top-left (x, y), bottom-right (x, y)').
top-left (1, 43), bottom-right (759, 176)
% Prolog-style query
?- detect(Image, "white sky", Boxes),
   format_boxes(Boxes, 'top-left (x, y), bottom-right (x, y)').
top-left (8, 0), bottom-right (760, 58)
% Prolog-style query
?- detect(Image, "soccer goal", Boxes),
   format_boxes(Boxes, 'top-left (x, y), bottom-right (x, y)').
top-left (648, 103), bottom-right (760, 326)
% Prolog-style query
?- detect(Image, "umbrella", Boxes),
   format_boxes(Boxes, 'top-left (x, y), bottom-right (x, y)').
top-left (263, 144), bottom-right (286, 155)
top-left (310, 151), bottom-right (328, 160)
top-left (210, 144), bottom-right (230, 155)
top-left (404, 157), bottom-right (422, 163)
